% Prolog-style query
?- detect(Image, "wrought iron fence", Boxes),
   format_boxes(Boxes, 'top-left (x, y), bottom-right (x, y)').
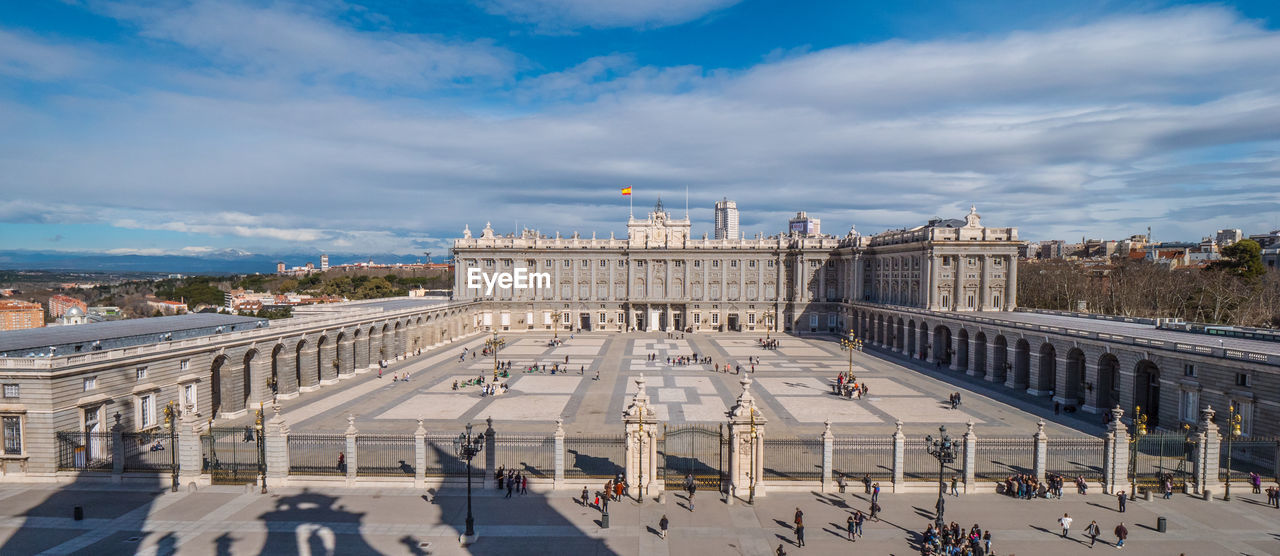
top-left (1046, 437), bottom-right (1105, 480)
top-left (903, 436), bottom-right (960, 481)
top-left (832, 436), bottom-right (893, 480)
top-left (355, 434), bottom-right (415, 477)
top-left (1132, 433), bottom-right (1194, 488)
top-left (56, 431), bottom-right (113, 472)
top-left (762, 437), bottom-right (823, 480)
top-left (423, 433), bottom-right (469, 476)
top-left (564, 435), bottom-right (625, 478)
top-left (493, 435), bottom-right (556, 478)
top-left (202, 426), bottom-right (261, 485)
top-left (288, 433), bottom-right (347, 476)
top-left (1220, 437), bottom-right (1280, 482)
top-left (121, 431), bottom-right (177, 473)
top-left (973, 437), bottom-right (1034, 480)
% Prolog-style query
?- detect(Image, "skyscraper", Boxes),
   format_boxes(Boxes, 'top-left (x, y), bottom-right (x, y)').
top-left (714, 197), bottom-right (739, 240)
top-left (320, 254), bottom-right (329, 271)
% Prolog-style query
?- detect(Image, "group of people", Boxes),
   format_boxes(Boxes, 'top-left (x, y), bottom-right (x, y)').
top-left (834, 372), bottom-right (869, 400)
top-left (1057, 512), bottom-right (1128, 549)
top-left (919, 522), bottom-right (991, 555)
top-left (759, 338), bottom-right (779, 350)
top-left (496, 467), bottom-right (528, 497)
top-left (450, 374), bottom-right (508, 396)
top-left (948, 392), bottom-right (962, 409)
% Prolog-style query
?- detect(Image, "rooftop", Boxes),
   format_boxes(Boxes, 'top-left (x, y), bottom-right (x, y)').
top-left (0, 313), bottom-right (267, 357)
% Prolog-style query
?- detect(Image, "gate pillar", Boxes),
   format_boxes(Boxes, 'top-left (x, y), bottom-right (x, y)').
top-left (1104, 408), bottom-right (1131, 495)
top-left (727, 375), bottom-right (766, 501)
top-left (178, 403), bottom-right (204, 486)
top-left (623, 374), bottom-right (659, 500)
top-left (265, 404), bottom-right (289, 488)
top-left (1194, 406), bottom-right (1222, 497)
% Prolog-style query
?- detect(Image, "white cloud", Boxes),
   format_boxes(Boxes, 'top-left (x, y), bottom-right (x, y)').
top-left (477, 0), bottom-right (741, 32)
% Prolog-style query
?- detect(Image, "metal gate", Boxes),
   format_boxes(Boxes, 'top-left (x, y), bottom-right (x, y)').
top-left (1132, 433), bottom-right (1193, 489)
top-left (202, 426), bottom-right (263, 485)
top-left (660, 424), bottom-right (725, 491)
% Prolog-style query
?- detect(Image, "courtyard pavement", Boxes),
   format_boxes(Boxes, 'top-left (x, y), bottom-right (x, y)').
top-left (0, 480), bottom-right (1275, 555)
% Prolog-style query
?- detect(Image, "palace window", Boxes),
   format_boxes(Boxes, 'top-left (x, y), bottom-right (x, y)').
top-left (674, 261), bottom-right (682, 267)
top-left (941, 294), bottom-right (950, 309)
top-left (694, 261), bottom-right (701, 268)
top-left (748, 313), bottom-right (756, 325)
top-left (2, 384), bottom-right (17, 399)
top-left (83, 377), bottom-right (96, 392)
top-left (693, 313), bottom-right (701, 325)
top-left (1179, 390), bottom-right (1198, 422)
top-left (1232, 400), bottom-right (1253, 436)
top-left (968, 257), bottom-right (977, 266)
top-left (966, 295), bottom-right (975, 309)
top-left (2, 416), bottom-right (21, 456)
top-left (179, 359), bottom-right (189, 371)
top-left (599, 312), bottom-right (606, 323)
top-left (993, 294), bottom-right (1001, 308)
top-left (730, 260), bottom-right (738, 268)
top-left (564, 260), bottom-right (571, 268)
top-left (712, 261), bottom-right (719, 268)
top-left (1184, 364), bottom-right (1196, 377)
top-left (767, 260), bottom-right (775, 268)
top-left (748, 260), bottom-right (756, 268)
top-left (136, 367), bottom-right (148, 381)
top-left (504, 259), bottom-right (512, 267)
top-left (183, 384), bottom-right (197, 409)
top-left (711, 313), bottom-right (720, 325)
top-left (994, 258), bottom-right (1003, 267)
top-left (809, 261), bottom-right (818, 268)
top-left (1236, 373), bottom-right (1250, 387)
top-left (485, 259), bottom-right (495, 267)
top-left (582, 259), bottom-right (588, 267)
top-left (138, 393), bottom-right (156, 429)
top-left (942, 257), bottom-right (951, 267)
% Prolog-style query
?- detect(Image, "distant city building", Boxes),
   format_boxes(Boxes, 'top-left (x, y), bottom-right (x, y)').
top-left (306, 262), bottom-right (315, 270)
top-left (146, 299), bottom-right (189, 315)
top-left (1215, 229), bottom-right (1244, 248)
top-left (276, 261), bottom-right (286, 274)
top-left (1249, 230), bottom-right (1280, 249)
top-left (713, 198), bottom-right (739, 240)
top-left (47, 294), bottom-right (87, 318)
top-left (0, 300), bottom-right (44, 331)
top-left (56, 306), bottom-right (89, 326)
top-left (1038, 240), bottom-right (1066, 259)
top-left (1017, 242), bottom-right (1039, 259)
top-left (321, 254), bottom-right (329, 271)
top-left (87, 306), bottom-right (123, 322)
top-left (788, 211), bottom-right (821, 237)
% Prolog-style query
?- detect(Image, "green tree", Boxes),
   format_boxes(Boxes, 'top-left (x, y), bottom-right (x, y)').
top-left (1207, 239), bottom-right (1265, 279)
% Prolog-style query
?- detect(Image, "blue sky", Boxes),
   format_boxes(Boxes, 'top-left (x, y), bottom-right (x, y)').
top-left (2, 0), bottom-right (1279, 257)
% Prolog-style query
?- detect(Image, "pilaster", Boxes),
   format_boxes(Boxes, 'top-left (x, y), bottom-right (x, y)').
top-left (414, 418), bottom-right (427, 489)
top-left (554, 418), bottom-right (565, 489)
top-left (1104, 408), bottom-right (1131, 495)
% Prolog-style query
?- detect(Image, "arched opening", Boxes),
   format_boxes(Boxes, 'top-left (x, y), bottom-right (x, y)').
top-left (1063, 348), bottom-right (1086, 408)
top-left (210, 355), bottom-right (226, 416)
top-left (1096, 354), bottom-right (1120, 412)
top-left (907, 319), bottom-right (916, 357)
top-left (895, 318), bottom-right (905, 352)
top-left (992, 335), bottom-right (1008, 382)
top-left (932, 325), bottom-right (952, 366)
top-left (917, 321), bottom-right (929, 359)
top-left (269, 344), bottom-right (283, 396)
top-left (973, 332), bottom-right (987, 379)
top-left (335, 331), bottom-right (348, 378)
top-left (956, 328), bottom-right (970, 371)
top-left (1134, 360), bottom-right (1161, 428)
top-left (294, 339), bottom-right (307, 392)
top-left (1013, 338), bottom-right (1030, 387)
top-left (314, 335), bottom-right (328, 386)
top-left (1036, 343), bottom-right (1057, 394)
top-left (241, 350), bottom-right (255, 410)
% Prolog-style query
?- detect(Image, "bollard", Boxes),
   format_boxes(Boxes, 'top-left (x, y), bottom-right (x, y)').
top-left (1144, 489), bottom-right (1153, 502)
top-left (73, 505), bottom-right (83, 521)
top-left (601, 509), bottom-right (610, 529)
top-left (1157, 516), bottom-right (1166, 533)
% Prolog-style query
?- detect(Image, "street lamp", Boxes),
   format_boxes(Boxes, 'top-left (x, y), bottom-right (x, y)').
top-left (485, 331), bottom-right (505, 381)
top-left (1128, 406), bottom-right (1147, 500)
top-left (839, 330), bottom-right (862, 380)
top-left (764, 309), bottom-right (775, 340)
top-left (748, 407), bottom-right (758, 504)
top-left (925, 425), bottom-right (956, 529)
top-left (255, 403), bottom-right (266, 494)
top-left (454, 422), bottom-right (485, 544)
top-left (1223, 404), bottom-right (1242, 501)
top-left (162, 402), bottom-right (178, 492)
top-left (551, 311), bottom-right (563, 340)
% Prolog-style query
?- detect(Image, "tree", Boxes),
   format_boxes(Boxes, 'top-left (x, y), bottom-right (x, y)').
top-left (1208, 239), bottom-right (1265, 279)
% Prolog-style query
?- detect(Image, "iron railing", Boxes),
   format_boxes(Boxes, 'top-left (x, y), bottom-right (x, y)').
top-left (121, 431), bottom-right (177, 473)
top-left (56, 431), bottom-right (113, 472)
top-left (288, 433), bottom-right (347, 476)
top-left (1133, 433), bottom-right (1194, 487)
top-left (564, 435), bottom-right (626, 478)
top-left (1220, 437), bottom-right (1280, 482)
top-left (493, 435), bottom-right (556, 478)
top-left (903, 436), bottom-right (960, 481)
top-left (355, 434), bottom-right (415, 477)
top-left (832, 436), bottom-right (893, 480)
top-left (762, 437), bottom-right (823, 480)
top-left (1046, 437), bottom-right (1105, 480)
top-left (973, 437), bottom-right (1035, 480)
top-left (423, 433), bottom-right (468, 476)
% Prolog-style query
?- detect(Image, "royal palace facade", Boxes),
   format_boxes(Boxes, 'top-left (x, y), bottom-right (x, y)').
top-left (451, 201), bottom-right (1022, 334)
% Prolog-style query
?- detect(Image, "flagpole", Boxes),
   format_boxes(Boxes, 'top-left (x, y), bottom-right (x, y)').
top-left (630, 189), bottom-right (633, 219)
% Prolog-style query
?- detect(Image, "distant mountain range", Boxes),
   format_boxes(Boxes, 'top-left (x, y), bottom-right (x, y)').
top-left (0, 250), bottom-right (430, 275)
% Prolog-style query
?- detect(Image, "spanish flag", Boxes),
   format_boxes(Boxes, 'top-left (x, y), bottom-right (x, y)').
top-left (621, 186), bottom-right (632, 196)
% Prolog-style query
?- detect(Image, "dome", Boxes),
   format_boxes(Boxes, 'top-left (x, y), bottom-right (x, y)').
top-left (65, 306), bottom-right (85, 317)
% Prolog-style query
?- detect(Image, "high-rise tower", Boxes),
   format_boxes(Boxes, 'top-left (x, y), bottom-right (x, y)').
top-left (714, 197), bottom-right (739, 240)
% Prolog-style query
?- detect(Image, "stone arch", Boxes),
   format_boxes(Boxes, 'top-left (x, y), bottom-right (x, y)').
top-left (894, 318), bottom-right (904, 352)
top-left (991, 335), bottom-right (1008, 382)
top-left (379, 323), bottom-right (391, 361)
top-left (313, 335), bottom-right (329, 387)
top-left (270, 343), bottom-right (284, 396)
top-left (393, 321), bottom-right (404, 359)
top-left (1035, 342), bottom-right (1057, 395)
top-left (1096, 353), bottom-right (1120, 412)
top-left (973, 331), bottom-right (987, 378)
top-left (240, 349), bottom-right (256, 412)
top-left (353, 328), bottom-right (366, 369)
top-left (932, 324), bottom-right (952, 366)
top-left (293, 339), bottom-right (308, 393)
top-left (917, 321), bottom-right (929, 359)
top-left (1061, 347), bottom-right (1086, 408)
top-left (334, 331), bottom-right (349, 378)
top-left (956, 328), bottom-right (970, 371)
top-left (1013, 338), bottom-right (1030, 388)
top-left (210, 354), bottom-right (227, 416)
top-left (1134, 359), bottom-right (1161, 428)
top-left (907, 319), bottom-right (917, 357)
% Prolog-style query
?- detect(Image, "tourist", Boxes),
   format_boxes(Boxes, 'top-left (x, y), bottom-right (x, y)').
top-left (659, 515), bottom-right (669, 539)
top-left (1117, 491), bottom-right (1126, 512)
top-left (950, 476), bottom-right (959, 497)
top-left (1059, 512), bottom-right (1073, 538)
top-left (686, 474), bottom-right (697, 511)
top-left (1114, 522), bottom-right (1128, 548)
top-left (869, 500), bottom-right (881, 521)
top-left (794, 520), bottom-right (805, 547)
top-left (853, 509), bottom-right (864, 538)
top-left (1086, 519), bottom-right (1101, 547)
top-left (863, 474), bottom-right (872, 494)
top-left (580, 486), bottom-right (589, 506)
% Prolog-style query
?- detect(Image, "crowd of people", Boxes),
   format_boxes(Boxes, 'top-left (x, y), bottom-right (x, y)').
top-left (495, 467), bottom-right (528, 497)
top-left (919, 522), bottom-right (991, 555)
top-left (833, 371), bottom-right (870, 400)
top-left (759, 338), bottom-right (779, 350)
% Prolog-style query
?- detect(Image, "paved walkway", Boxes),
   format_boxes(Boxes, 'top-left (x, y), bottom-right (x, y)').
top-left (0, 482), bottom-right (1275, 555)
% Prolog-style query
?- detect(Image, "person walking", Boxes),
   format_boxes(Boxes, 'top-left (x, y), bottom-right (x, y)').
top-left (846, 515), bottom-right (856, 541)
top-left (853, 510), bottom-right (865, 538)
top-left (1059, 513), bottom-right (1073, 538)
top-left (659, 515), bottom-right (669, 539)
top-left (794, 520), bottom-right (805, 547)
top-left (688, 478), bottom-right (697, 511)
top-left (1086, 520), bottom-right (1101, 548)
top-left (872, 482), bottom-right (880, 505)
top-left (863, 474), bottom-right (872, 494)
top-left (580, 486), bottom-right (589, 507)
top-left (870, 500), bottom-right (881, 522)
top-left (505, 476), bottom-right (514, 498)
top-left (1117, 491), bottom-right (1127, 512)
top-left (951, 476), bottom-right (960, 497)
top-left (1115, 522), bottom-right (1128, 549)
top-left (793, 507), bottom-right (804, 530)
top-left (521, 473), bottom-right (529, 495)
top-left (983, 530), bottom-right (992, 554)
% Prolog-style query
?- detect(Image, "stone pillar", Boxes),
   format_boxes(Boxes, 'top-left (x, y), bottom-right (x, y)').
top-left (948, 336), bottom-right (961, 372)
top-left (925, 332), bottom-right (937, 364)
top-left (821, 419), bottom-right (833, 493)
top-left (1033, 420), bottom-right (1047, 483)
top-left (623, 375), bottom-right (660, 500)
top-left (368, 332), bottom-right (383, 368)
top-left (1081, 361), bottom-right (1102, 414)
top-left (484, 417), bottom-right (496, 489)
top-left (414, 419), bottom-right (427, 489)
top-left (554, 418), bottom-right (565, 490)
top-left (962, 421), bottom-right (976, 494)
top-left (1052, 356), bottom-right (1072, 406)
top-left (247, 353), bottom-right (270, 407)
top-left (1104, 408), bottom-right (1131, 495)
top-left (1003, 344), bottom-right (1020, 390)
top-left (265, 404), bottom-right (289, 488)
top-left (344, 415), bottom-right (357, 483)
top-left (338, 337), bottom-right (355, 377)
top-left (892, 420), bottom-right (905, 491)
top-left (275, 349), bottom-right (298, 399)
top-left (355, 335), bottom-right (369, 371)
top-left (985, 341), bottom-right (1002, 383)
top-left (320, 340), bottom-right (338, 385)
top-left (177, 404), bottom-right (203, 485)
top-left (726, 375), bottom-right (766, 500)
top-left (298, 344), bottom-right (318, 391)
top-left (966, 337), bottom-right (980, 376)
top-left (111, 414), bottom-right (124, 480)
top-left (1194, 406), bottom-right (1222, 497)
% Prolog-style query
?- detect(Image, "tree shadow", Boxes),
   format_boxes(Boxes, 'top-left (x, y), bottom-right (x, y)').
top-left (398, 535), bottom-right (429, 555)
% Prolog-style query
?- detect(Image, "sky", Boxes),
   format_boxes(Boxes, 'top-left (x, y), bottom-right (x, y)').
top-left (2, 0), bottom-right (1280, 258)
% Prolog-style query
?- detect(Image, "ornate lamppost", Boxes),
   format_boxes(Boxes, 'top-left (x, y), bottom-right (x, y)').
top-left (764, 309), bottom-right (775, 340)
top-left (255, 403), bottom-right (266, 494)
top-left (162, 401), bottom-right (179, 492)
top-left (1223, 404), bottom-right (1242, 501)
top-left (485, 331), bottom-right (505, 381)
top-left (925, 425), bottom-right (956, 529)
top-left (748, 407), bottom-right (759, 504)
top-left (454, 422), bottom-right (485, 544)
top-left (551, 311), bottom-right (563, 340)
top-left (1128, 406), bottom-right (1147, 500)
top-left (840, 331), bottom-right (862, 379)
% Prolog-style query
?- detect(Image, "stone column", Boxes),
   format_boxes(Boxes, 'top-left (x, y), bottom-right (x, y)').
top-left (623, 375), bottom-right (660, 500)
top-left (727, 375), bottom-right (766, 501)
top-left (948, 335), bottom-right (961, 372)
top-left (265, 404), bottom-right (289, 488)
top-left (1194, 406), bottom-right (1222, 497)
top-left (320, 340), bottom-right (338, 385)
top-left (821, 420), bottom-right (833, 493)
top-left (111, 415), bottom-right (124, 481)
top-left (368, 332), bottom-right (382, 368)
top-left (275, 348), bottom-right (298, 399)
top-left (554, 418), bottom-right (565, 490)
top-left (414, 419), bottom-right (427, 489)
top-left (1081, 361), bottom-right (1102, 414)
top-left (962, 421), bottom-right (976, 494)
top-left (1026, 352), bottom-right (1046, 396)
top-left (1104, 408), bottom-right (1130, 495)
top-left (297, 343), bottom-right (318, 391)
top-left (247, 352), bottom-right (270, 407)
top-left (966, 336), bottom-right (981, 377)
top-left (338, 337), bottom-right (355, 377)
top-left (177, 404), bottom-right (203, 486)
top-left (925, 331), bottom-right (937, 364)
top-left (1033, 420), bottom-right (1047, 483)
top-left (892, 420), bottom-right (905, 491)
top-left (345, 415), bottom-right (357, 483)
top-left (1052, 355), bottom-right (1072, 406)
